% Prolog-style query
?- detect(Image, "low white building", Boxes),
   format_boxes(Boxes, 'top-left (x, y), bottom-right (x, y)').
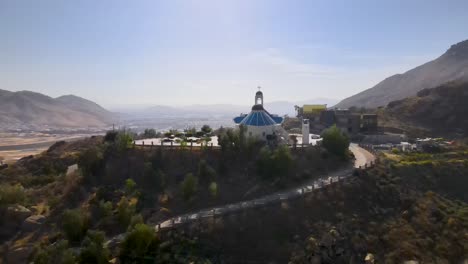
top-left (233, 90), bottom-right (287, 142)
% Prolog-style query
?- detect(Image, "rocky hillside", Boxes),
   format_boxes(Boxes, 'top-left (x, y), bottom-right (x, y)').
top-left (381, 80), bottom-right (468, 136)
top-left (335, 39), bottom-right (468, 109)
top-left (0, 90), bottom-right (114, 129)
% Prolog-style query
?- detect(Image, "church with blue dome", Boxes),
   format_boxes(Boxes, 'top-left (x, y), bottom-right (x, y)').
top-left (233, 89), bottom-right (287, 142)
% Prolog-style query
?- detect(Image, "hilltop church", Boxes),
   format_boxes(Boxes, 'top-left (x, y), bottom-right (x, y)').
top-left (233, 89), bottom-right (288, 142)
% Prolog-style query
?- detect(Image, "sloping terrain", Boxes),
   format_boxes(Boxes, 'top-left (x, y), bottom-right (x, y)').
top-left (379, 80), bottom-right (468, 137)
top-left (335, 39), bottom-right (468, 109)
top-left (0, 90), bottom-right (113, 129)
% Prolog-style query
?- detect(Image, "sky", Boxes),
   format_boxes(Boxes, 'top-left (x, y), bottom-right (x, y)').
top-left (1, 0), bottom-right (468, 108)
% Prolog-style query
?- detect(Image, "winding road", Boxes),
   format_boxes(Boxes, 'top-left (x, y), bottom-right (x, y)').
top-left (154, 143), bottom-right (375, 230)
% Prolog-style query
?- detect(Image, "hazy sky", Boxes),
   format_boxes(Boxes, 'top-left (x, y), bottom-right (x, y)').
top-left (1, 0), bottom-right (468, 107)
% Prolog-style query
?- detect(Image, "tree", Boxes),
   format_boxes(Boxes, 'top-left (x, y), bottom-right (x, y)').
top-left (117, 196), bottom-right (137, 228)
top-left (321, 125), bottom-right (350, 158)
top-left (256, 145), bottom-right (293, 180)
top-left (104, 130), bottom-right (118, 142)
top-left (79, 230), bottom-right (110, 264)
top-left (143, 128), bottom-right (157, 138)
top-left (62, 208), bottom-right (89, 243)
top-left (120, 223), bottom-right (159, 262)
top-left (34, 240), bottom-right (76, 264)
top-left (181, 173), bottom-right (198, 201)
top-left (78, 147), bottom-right (104, 181)
top-left (125, 178), bottom-right (137, 195)
top-left (116, 131), bottom-right (134, 152)
top-left (0, 184), bottom-right (25, 206)
top-left (201, 124), bottom-right (212, 135)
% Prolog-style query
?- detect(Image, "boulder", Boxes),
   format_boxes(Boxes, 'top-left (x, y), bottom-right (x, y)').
top-left (365, 253), bottom-right (375, 264)
top-left (22, 215), bottom-right (46, 232)
top-left (7, 205), bottom-right (32, 221)
top-left (4, 244), bottom-right (34, 264)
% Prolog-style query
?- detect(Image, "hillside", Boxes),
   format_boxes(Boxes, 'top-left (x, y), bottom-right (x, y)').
top-left (1, 133), bottom-right (466, 263)
top-left (335, 39), bottom-right (468, 109)
top-left (379, 80), bottom-right (468, 137)
top-left (0, 90), bottom-right (114, 129)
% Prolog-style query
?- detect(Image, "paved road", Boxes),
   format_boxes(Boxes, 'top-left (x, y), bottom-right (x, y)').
top-left (154, 144), bottom-right (375, 230)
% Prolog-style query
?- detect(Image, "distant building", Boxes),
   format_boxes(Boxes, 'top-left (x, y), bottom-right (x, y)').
top-left (361, 114), bottom-right (378, 133)
top-left (296, 105), bottom-right (379, 136)
top-left (233, 89), bottom-right (287, 142)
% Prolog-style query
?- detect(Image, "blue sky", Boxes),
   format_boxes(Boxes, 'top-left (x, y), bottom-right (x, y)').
top-left (1, 0), bottom-right (467, 107)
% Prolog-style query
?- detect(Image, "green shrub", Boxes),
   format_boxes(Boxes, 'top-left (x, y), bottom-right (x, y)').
top-left (62, 208), bottom-right (89, 243)
top-left (125, 178), bottom-right (137, 195)
top-left (98, 200), bottom-right (113, 218)
top-left (321, 125), bottom-right (350, 158)
top-left (209, 182), bottom-right (218, 198)
top-left (78, 147), bottom-right (104, 181)
top-left (79, 230), bottom-right (110, 264)
top-left (181, 173), bottom-right (198, 201)
top-left (116, 132), bottom-right (134, 152)
top-left (198, 160), bottom-right (217, 183)
top-left (104, 130), bottom-right (118, 142)
top-left (120, 223), bottom-right (159, 261)
top-left (128, 214), bottom-right (144, 231)
top-left (33, 240), bottom-right (76, 264)
top-left (201, 124), bottom-right (212, 134)
top-left (257, 145), bottom-right (293, 180)
top-left (0, 184), bottom-right (26, 206)
top-left (117, 196), bottom-right (137, 228)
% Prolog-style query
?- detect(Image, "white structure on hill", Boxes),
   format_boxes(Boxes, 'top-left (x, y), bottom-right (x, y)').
top-left (233, 89), bottom-right (288, 142)
top-left (302, 119), bottom-right (310, 145)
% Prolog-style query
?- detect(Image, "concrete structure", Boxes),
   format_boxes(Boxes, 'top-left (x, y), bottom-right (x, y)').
top-left (234, 90), bottom-right (287, 142)
top-left (361, 114), bottom-right (378, 134)
top-left (302, 119), bottom-right (310, 145)
top-left (296, 105), bottom-right (379, 136)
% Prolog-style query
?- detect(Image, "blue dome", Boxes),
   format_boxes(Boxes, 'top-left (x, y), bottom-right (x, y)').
top-left (239, 110), bottom-right (277, 126)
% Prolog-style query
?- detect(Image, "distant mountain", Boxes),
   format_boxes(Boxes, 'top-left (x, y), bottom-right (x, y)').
top-left (379, 80), bottom-right (468, 136)
top-left (335, 39), bottom-right (468, 109)
top-left (0, 89), bottom-right (114, 129)
top-left (113, 98), bottom-right (339, 118)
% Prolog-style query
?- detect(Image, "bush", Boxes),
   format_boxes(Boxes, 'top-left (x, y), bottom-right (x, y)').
top-left (62, 208), bottom-right (89, 243)
top-left (128, 214), bottom-right (144, 230)
top-left (98, 200), bottom-right (113, 218)
top-left (117, 196), bottom-right (137, 228)
top-left (78, 147), bottom-right (104, 181)
top-left (33, 240), bottom-right (76, 264)
top-left (198, 160), bottom-right (217, 183)
top-left (181, 173), bottom-right (198, 201)
top-left (120, 223), bottom-right (159, 262)
top-left (142, 128), bottom-right (157, 139)
top-left (116, 132), bottom-right (134, 152)
top-left (79, 230), bottom-right (110, 264)
top-left (201, 124), bottom-right (212, 134)
top-left (257, 145), bottom-right (293, 180)
top-left (209, 182), bottom-right (218, 198)
top-left (125, 178), bottom-right (137, 195)
top-left (104, 130), bottom-right (118, 142)
top-left (0, 184), bottom-right (26, 206)
top-left (321, 125), bottom-right (350, 158)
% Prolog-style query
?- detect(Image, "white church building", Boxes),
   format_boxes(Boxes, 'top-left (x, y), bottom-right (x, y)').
top-left (233, 89), bottom-right (288, 142)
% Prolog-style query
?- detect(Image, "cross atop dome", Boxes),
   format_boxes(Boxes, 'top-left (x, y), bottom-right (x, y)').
top-left (255, 87), bottom-right (263, 105)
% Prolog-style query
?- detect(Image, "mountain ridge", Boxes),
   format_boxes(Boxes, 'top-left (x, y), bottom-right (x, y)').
top-left (335, 39), bottom-right (468, 109)
top-left (0, 89), bottom-right (114, 130)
